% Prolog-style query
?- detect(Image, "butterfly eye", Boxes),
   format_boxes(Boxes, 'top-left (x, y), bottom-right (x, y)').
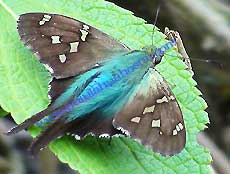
top-left (154, 54), bottom-right (163, 65)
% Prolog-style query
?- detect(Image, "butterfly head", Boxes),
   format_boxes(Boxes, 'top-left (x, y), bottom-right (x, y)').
top-left (153, 53), bottom-right (163, 65)
top-left (143, 46), bottom-right (164, 66)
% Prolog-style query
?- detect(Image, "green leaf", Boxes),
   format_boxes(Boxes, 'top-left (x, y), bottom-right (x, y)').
top-left (0, 0), bottom-right (211, 174)
top-left (0, 106), bottom-right (8, 117)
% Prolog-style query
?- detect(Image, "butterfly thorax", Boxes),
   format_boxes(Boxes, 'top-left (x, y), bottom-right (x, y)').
top-left (142, 45), bottom-right (164, 65)
top-left (142, 45), bottom-right (156, 57)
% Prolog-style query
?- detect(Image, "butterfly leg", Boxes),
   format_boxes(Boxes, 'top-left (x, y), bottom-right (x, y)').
top-left (164, 27), bottom-right (193, 74)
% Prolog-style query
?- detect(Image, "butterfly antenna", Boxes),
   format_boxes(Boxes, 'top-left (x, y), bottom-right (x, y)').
top-left (190, 58), bottom-right (223, 68)
top-left (164, 53), bottom-right (223, 69)
top-left (152, 5), bottom-right (161, 47)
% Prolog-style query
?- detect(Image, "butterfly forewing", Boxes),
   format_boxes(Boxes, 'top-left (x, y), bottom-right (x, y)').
top-left (10, 12), bottom-right (129, 137)
top-left (113, 68), bottom-right (186, 155)
top-left (18, 13), bottom-right (129, 79)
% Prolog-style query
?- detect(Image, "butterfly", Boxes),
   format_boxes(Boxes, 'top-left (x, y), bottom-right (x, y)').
top-left (6, 13), bottom-right (186, 156)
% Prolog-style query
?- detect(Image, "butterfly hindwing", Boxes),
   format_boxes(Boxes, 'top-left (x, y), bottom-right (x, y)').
top-left (18, 13), bottom-right (130, 79)
top-left (66, 112), bottom-right (122, 138)
top-left (6, 71), bottom-right (100, 138)
top-left (28, 112), bottom-right (123, 155)
top-left (113, 68), bottom-right (186, 156)
top-left (28, 116), bottom-right (68, 155)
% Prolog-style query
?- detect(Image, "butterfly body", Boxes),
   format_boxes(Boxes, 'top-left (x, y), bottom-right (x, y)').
top-left (7, 13), bottom-right (186, 156)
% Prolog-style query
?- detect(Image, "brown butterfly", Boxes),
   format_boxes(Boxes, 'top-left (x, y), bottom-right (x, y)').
top-left (6, 13), bottom-right (186, 156)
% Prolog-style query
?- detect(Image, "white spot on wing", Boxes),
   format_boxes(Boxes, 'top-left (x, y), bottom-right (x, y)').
top-left (131, 117), bottom-right (141, 123)
top-left (83, 24), bottom-right (90, 30)
top-left (86, 132), bottom-right (95, 137)
top-left (176, 125), bottom-right (180, 131)
top-left (151, 119), bottom-right (161, 128)
top-left (176, 122), bottom-right (184, 131)
top-left (172, 122), bottom-right (184, 136)
top-left (156, 96), bottom-right (168, 103)
top-left (99, 134), bottom-right (110, 138)
top-left (48, 84), bottom-right (52, 100)
top-left (51, 35), bottom-right (61, 44)
top-left (117, 127), bottom-right (130, 136)
top-left (39, 21), bottom-right (45, 25)
top-left (112, 134), bottom-right (124, 138)
top-left (80, 29), bottom-right (89, 41)
top-left (47, 75), bottom-right (53, 99)
top-left (178, 123), bottom-right (184, 130)
top-left (74, 135), bottom-right (81, 140)
top-left (39, 14), bottom-right (51, 26)
top-left (44, 15), bottom-right (51, 20)
top-left (169, 96), bottom-right (175, 100)
top-left (143, 105), bottom-right (155, 114)
top-left (70, 42), bottom-right (79, 53)
top-left (35, 51), bottom-right (40, 58)
top-left (173, 129), bottom-right (178, 136)
top-left (59, 54), bottom-right (67, 63)
top-left (48, 94), bottom-right (51, 100)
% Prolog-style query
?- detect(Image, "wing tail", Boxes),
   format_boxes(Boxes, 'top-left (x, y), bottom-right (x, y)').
top-left (5, 106), bottom-right (51, 135)
top-left (28, 117), bottom-right (67, 156)
top-left (6, 71), bottom-right (101, 136)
